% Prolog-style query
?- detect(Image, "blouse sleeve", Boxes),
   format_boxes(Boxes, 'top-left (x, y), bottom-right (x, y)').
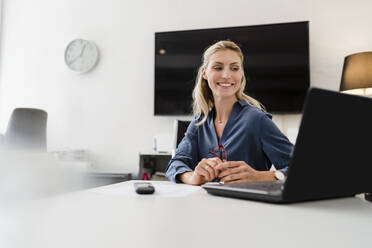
top-left (259, 113), bottom-right (293, 175)
top-left (165, 120), bottom-right (199, 183)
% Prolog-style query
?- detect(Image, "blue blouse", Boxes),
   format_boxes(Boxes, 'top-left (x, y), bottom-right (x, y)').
top-left (165, 100), bottom-right (293, 183)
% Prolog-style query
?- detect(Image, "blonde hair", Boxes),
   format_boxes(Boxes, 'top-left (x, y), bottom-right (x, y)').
top-left (192, 40), bottom-right (264, 125)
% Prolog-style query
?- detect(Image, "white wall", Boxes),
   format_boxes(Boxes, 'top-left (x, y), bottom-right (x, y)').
top-left (0, 0), bottom-right (371, 172)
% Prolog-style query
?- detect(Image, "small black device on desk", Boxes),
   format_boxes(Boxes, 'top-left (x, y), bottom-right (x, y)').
top-left (134, 182), bottom-right (155, 194)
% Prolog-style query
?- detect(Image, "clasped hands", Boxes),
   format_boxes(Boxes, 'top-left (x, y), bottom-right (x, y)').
top-left (182, 157), bottom-right (276, 186)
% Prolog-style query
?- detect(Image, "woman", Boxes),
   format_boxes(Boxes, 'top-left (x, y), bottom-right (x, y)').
top-left (165, 40), bottom-right (293, 185)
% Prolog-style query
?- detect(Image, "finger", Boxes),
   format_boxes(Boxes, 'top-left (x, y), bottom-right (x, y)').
top-left (218, 167), bottom-right (242, 178)
top-left (226, 179), bottom-right (250, 184)
top-left (225, 174), bottom-right (257, 183)
top-left (206, 160), bottom-right (220, 176)
top-left (215, 161), bottom-right (241, 171)
top-left (195, 159), bottom-right (215, 181)
top-left (204, 164), bottom-right (216, 180)
top-left (215, 159), bottom-right (224, 172)
top-left (209, 158), bottom-right (224, 173)
top-left (220, 173), bottom-right (242, 183)
top-left (210, 157), bottom-right (223, 164)
top-left (195, 166), bottom-right (210, 180)
top-left (206, 160), bottom-right (218, 168)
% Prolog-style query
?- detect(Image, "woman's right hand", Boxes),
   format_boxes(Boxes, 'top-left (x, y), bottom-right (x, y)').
top-left (180, 157), bottom-right (222, 185)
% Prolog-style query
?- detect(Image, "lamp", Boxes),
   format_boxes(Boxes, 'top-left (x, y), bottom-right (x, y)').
top-left (340, 51), bottom-right (372, 96)
top-left (340, 51), bottom-right (372, 202)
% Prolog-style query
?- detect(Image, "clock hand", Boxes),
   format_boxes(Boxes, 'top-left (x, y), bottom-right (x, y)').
top-left (68, 44), bottom-right (87, 65)
top-left (68, 54), bottom-right (80, 65)
top-left (79, 44), bottom-right (87, 57)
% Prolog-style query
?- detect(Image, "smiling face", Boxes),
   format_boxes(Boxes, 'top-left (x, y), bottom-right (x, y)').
top-left (202, 49), bottom-right (244, 101)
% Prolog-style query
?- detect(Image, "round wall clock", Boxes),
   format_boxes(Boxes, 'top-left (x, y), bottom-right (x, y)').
top-left (65, 39), bottom-right (99, 73)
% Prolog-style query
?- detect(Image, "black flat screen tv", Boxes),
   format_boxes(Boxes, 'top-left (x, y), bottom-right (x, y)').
top-left (155, 21), bottom-right (310, 115)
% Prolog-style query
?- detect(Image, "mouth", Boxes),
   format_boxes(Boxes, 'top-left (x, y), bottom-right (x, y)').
top-left (216, 82), bottom-right (234, 87)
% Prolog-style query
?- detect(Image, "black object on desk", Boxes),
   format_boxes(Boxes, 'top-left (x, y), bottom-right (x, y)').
top-left (134, 182), bottom-right (155, 194)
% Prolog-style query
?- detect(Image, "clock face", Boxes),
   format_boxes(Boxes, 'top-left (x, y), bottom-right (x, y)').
top-left (65, 39), bottom-right (99, 72)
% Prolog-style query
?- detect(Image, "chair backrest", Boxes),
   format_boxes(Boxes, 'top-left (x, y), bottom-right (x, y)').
top-left (171, 120), bottom-right (191, 157)
top-left (4, 108), bottom-right (48, 150)
top-left (175, 120), bottom-right (191, 148)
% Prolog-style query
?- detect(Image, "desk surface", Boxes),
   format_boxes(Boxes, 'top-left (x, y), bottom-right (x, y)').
top-left (2, 181), bottom-right (372, 248)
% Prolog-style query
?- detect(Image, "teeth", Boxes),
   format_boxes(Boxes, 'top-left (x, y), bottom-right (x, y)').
top-left (219, 83), bottom-right (232, 87)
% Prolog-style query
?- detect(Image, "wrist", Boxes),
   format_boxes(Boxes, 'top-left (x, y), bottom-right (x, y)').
top-left (179, 171), bottom-right (200, 185)
top-left (179, 171), bottom-right (192, 182)
top-left (259, 170), bottom-right (277, 181)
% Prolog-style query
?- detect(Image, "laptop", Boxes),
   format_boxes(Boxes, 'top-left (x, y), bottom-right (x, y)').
top-left (202, 88), bottom-right (372, 203)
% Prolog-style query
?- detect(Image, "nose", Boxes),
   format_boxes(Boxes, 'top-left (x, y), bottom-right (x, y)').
top-left (222, 68), bottom-right (231, 79)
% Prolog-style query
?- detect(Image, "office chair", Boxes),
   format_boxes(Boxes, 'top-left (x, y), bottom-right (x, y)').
top-left (3, 108), bottom-right (48, 151)
top-left (171, 120), bottom-right (191, 156)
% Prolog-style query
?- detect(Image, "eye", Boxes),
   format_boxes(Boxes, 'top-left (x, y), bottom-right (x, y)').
top-left (231, 66), bottom-right (240, 71)
top-left (213, 66), bottom-right (222, 71)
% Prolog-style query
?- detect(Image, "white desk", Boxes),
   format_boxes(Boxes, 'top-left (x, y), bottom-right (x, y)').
top-left (2, 181), bottom-right (372, 248)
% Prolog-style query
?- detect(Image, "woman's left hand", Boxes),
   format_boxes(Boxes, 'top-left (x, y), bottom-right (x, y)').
top-left (215, 161), bottom-right (276, 184)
